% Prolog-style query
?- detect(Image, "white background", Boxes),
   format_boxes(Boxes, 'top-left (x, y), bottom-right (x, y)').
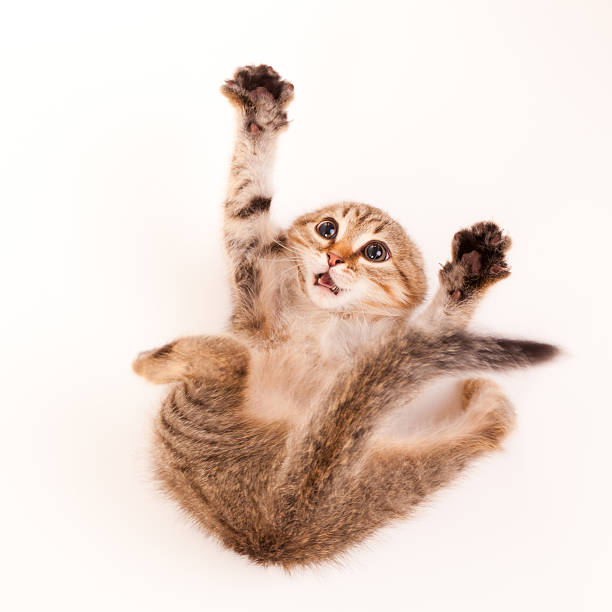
top-left (1, 1), bottom-right (611, 610)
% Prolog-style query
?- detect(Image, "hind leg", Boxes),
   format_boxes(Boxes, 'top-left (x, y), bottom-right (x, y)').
top-left (351, 379), bottom-right (515, 517)
top-left (132, 335), bottom-right (249, 385)
top-left (258, 379), bottom-right (515, 567)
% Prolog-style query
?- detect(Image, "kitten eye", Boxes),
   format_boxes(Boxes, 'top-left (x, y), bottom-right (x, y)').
top-left (316, 219), bottom-right (337, 240)
top-left (362, 241), bottom-right (390, 262)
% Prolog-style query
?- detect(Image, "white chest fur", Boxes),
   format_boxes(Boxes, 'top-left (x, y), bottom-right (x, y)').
top-left (244, 315), bottom-right (396, 424)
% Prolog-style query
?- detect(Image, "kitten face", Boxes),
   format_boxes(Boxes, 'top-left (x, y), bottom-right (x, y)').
top-left (288, 203), bottom-right (427, 314)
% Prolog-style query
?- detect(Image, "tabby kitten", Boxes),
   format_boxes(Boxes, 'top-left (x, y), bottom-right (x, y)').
top-left (133, 65), bottom-right (557, 568)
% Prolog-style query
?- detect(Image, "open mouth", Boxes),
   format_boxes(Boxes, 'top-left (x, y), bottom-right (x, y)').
top-left (315, 272), bottom-right (341, 295)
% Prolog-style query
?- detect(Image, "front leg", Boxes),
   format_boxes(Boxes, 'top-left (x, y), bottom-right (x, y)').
top-left (417, 221), bottom-right (512, 331)
top-left (350, 378), bottom-right (516, 518)
top-left (221, 65), bottom-right (294, 333)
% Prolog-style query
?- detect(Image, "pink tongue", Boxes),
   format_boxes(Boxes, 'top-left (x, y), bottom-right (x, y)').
top-left (318, 272), bottom-right (335, 289)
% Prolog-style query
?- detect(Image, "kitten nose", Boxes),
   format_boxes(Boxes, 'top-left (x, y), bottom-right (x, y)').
top-left (327, 252), bottom-right (345, 267)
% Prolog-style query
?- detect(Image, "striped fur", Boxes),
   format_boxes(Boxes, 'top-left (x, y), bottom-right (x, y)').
top-left (133, 65), bottom-right (558, 568)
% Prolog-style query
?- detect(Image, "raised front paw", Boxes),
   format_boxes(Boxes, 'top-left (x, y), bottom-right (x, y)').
top-left (441, 221), bottom-right (511, 301)
top-left (221, 64), bottom-right (294, 134)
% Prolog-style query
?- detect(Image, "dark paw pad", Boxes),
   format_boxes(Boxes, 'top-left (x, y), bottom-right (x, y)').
top-left (234, 65), bottom-right (285, 99)
top-left (443, 221), bottom-right (512, 300)
top-left (221, 64), bottom-right (294, 111)
top-left (460, 250), bottom-right (482, 275)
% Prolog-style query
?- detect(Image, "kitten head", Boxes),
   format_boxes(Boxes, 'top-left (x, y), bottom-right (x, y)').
top-left (288, 203), bottom-right (427, 315)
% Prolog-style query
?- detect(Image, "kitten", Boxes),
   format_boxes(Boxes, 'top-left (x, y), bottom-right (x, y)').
top-left (133, 65), bottom-right (557, 568)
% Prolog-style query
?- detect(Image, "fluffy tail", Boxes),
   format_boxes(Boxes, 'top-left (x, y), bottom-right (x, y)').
top-left (420, 332), bottom-right (560, 375)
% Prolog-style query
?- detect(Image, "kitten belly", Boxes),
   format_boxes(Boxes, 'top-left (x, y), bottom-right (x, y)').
top-left (244, 346), bottom-right (333, 424)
